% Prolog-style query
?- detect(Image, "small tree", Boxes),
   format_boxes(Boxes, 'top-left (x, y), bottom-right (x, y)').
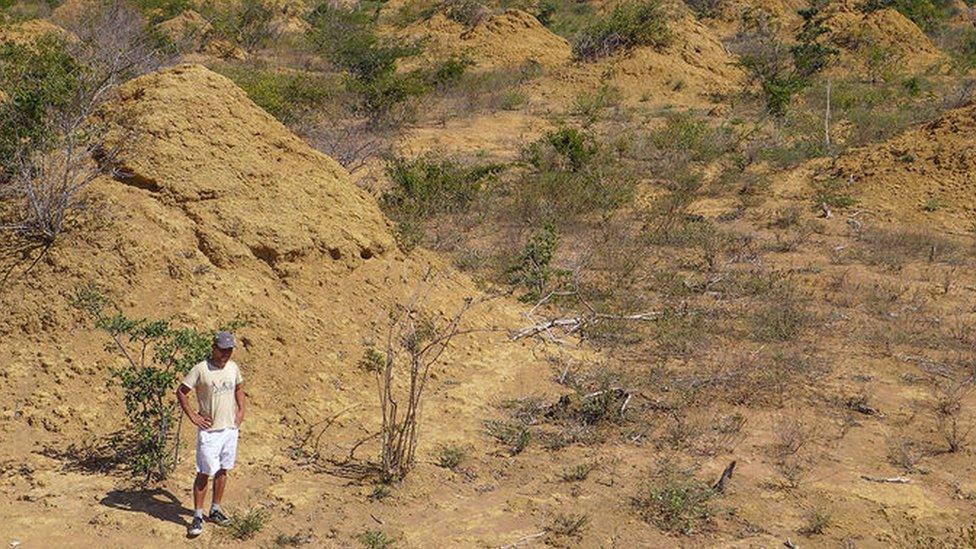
top-left (364, 294), bottom-right (479, 482)
top-left (71, 287), bottom-right (234, 482)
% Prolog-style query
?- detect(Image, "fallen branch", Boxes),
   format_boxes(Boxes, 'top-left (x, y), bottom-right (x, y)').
top-left (712, 461), bottom-right (737, 493)
top-left (498, 531), bottom-right (546, 549)
top-left (860, 475), bottom-right (910, 484)
top-left (512, 311), bottom-right (661, 341)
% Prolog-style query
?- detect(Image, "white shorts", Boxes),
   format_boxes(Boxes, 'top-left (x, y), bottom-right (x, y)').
top-left (196, 428), bottom-right (239, 475)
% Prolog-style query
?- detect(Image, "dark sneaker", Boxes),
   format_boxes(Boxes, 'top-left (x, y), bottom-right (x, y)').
top-left (187, 516), bottom-right (204, 537)
top-left (209, 508), bottom-right (231, 526)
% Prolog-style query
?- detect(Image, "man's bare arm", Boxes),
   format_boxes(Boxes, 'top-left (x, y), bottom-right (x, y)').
top-left (176, 384), bottom-right (212, 429)
top-left (234, 384), bottom-right (245, 427)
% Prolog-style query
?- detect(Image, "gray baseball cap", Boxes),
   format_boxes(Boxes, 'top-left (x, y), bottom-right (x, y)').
top-left (214, 331), bottom-right (236, 349)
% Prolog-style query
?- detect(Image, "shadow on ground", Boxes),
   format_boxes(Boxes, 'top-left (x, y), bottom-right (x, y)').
top-left (101, 488), bottom-right (191, 528)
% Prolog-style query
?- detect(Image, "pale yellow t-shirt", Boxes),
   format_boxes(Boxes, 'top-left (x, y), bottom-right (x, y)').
top-left (182, 360), bottom-right (243, 431)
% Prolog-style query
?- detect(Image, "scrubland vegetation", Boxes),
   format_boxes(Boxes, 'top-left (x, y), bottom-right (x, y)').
top-left (4, 0), bottom-right (976, 544)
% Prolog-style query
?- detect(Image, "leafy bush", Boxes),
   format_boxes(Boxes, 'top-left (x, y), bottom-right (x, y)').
top-left (0, 36), bottom-right (82, 173)
top-left (572, 0), bottom-right (671, 61)
top-left (791, 0), bottom-right (837, 78)
top-left (205, 0), bottom-right (280, 51)
top-left (535, 0), bottom-right (596, 38)
top-left (633, 461), bottom-right (715, 534)
top-left (515, 128), bottom-right (634, 222)
top-left (306, 2), bottom-right (426, 122)
top-left (650, 113), bottom-right (735, 162)
top-left (380, 154), bottom-right (503, 227)
top-left (506, 223), bottom-right (562, 303)
top-left (442, 0), bottom-right (488, 26)
top-left (130, 0), bottom-right (193, 24)
top-left (544, 512), bottom-right (590, 539)
top-left (485, 419), bottom-right (531, 455)
top-left (70, 287), bottom-right (221, 482)
top-left (218, 67), bottom-right (343, 124)
top-left (357, 530), bottom-right (396, 549)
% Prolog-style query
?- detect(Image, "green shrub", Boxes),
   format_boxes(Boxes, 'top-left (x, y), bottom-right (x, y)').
top-left (204, 0), bottom-right (279, 51)
top-left (218, 67), bottom-right (343, 123)
top-left (791, 0), bottom-right (837, 78)
top-left (424, 54), bottom-right (474, 90)
top-left (750, 289), bottom-right (811, 342)
top-left (651, 113), bottom-right (734, 162)
top-left (227, 507), bottom-right (270, 540)
top-left (560, 462), bottom-right (598, 482)
top-left (435, 443), bottom-right (466, 469)
top-left (443, 0), bottom-right (488, 26)
top-left (381, 154), bottom-right (503, 220)
top-left (70, 287), bottom-right (221, 482)
top-left (515, 128), bottom-right (634, 222)
top-left (535, 0), bottom-right (596, 38)
top-left (799, 506), bottom-right (831, 535)
top-left (357, 530), bottom-right (396, 549)
top-left (131, 0), bottom-right (193, 24)
top-left (633, 462), bottom-right (715, 534)
top-left (572, 0), bottom-right (671, 61)
top-left (485, 419), bottom-right (532, 455)
top-left (858, 0), bottom-right (956, 33)
top-left (306, 2), bottom-right (426, 121)
top-left (544, 512), bottom-right (590, 538)
top-left (506, 223), bottom-right (562, 303)
top-left (0, 35), bottom-right (83, 174)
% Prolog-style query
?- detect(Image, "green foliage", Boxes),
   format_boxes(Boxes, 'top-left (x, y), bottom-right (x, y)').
top-left (791, 0), bottom-right (837, 78)
top-left (858, 0), bottom-right (956, 33)
top-left (306, 1), bottom-right (427, 121)
top-left (572, 0), bottom-right (671, 61)
top-left (380, 154), bottom-right (503, 229)
top-left (750, 288), bottom-right (810, 342)
top-left (204, 0), bottom-right (279, 51)
top-left (812, 178), bottom-right (857, 209)
top-left (0, 36), bottom-right (83, 174)
top-left (535, 0), bottom-right (596, 38)
top-left (506, 223), bottom-right (562, 303)
top-left (442, 0), bottom-right (487, 26)
top-left (560, 461), bottom-right (598, 482)
top-left (218, 67), bottom-right (342, 124)
top-left (633, 461), bottom-right (715, 534)
top-left (435, 443), bottom-right (466, 469)
top-left (515, 128), bottom-right (634, 223)
top-left (485, 419), bottom-right (532, 455)
top-left (130, 0), bottom-right (193, 24)
top-left (651, 113), bottom-right (735, 162)
top-left (357, 530), bottom-right (396, 549)
top-left (70, 286), bottom-right (236, 482)
top-left (424, 54), bottom-right (474, 90)
top-left (226, 507), bottom-right (270, 540)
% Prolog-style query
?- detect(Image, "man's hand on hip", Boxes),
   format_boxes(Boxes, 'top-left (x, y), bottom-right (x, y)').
top-left (192, 413), bottom-right (213, 430)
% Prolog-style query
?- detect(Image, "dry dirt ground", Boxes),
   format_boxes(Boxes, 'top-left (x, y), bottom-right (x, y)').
top-left (3, 3), bottom-right (976, 548)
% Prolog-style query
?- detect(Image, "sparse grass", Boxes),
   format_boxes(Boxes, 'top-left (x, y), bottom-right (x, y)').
top-left (799, 505), bottom-right (831, 535)
top-left (560, 461), bottom-right (598, 482)
top-left (769, 416), bottom-right (812, 459)
top-left (357, 529), bottom-right (396, 549)
top-left (572, 0), bottom-right (671, 61)
top-left (485, 419), bottom-right (532, 455)
top-left (633, 461), bottom-right (715, 534)
top-left (274, 531), bottom-right (312, 546)
top-left (226, 507), bottom-right (270, 541)
top-left (544, 512), bottom-right (590, 539)
top-left (435, 443), bottom-right (467, 470)
top-left (750, 289), bottom-right (811, 342)
top-left (848, 227), bottom-right (959, 270)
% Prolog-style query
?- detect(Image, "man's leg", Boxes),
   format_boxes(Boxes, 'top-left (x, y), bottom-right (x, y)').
top-left (193, 472), bottom-right (209, 512)
top-left (212, 469), bottom-right (227, 507)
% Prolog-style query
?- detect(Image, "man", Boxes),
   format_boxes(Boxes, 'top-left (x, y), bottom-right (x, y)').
top-left (176, 331), bottom-right (245, 537)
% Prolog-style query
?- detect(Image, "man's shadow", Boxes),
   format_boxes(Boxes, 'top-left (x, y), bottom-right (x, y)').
top-left (100, 488), bottom-right (191, 529)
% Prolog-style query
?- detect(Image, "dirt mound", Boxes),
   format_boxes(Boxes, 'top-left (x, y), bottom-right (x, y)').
top-left (830, 101), bottom-right (976, 231)
top-left (528, 8), bottom-right (744, 109)
top-left (404, 9), bottom-right (571, 70)
top-left (155, 9), bottom-right (211, 49)
top-left (105, 64), bottom-right (396, 272)
top-left (826, 6), bottom-right (947, 75)
top-left (0, 18), bottom-right (73, 45)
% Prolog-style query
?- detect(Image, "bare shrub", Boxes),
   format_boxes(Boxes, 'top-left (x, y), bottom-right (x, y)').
top-left (887, 435), bottom-right (923, 473)
top-left (769, 416), bottom-right (812, 459)
top-left (364, 294), bottom-right (480, 482)
top-left (1, 1), bottom-right (166, 284)
top-left (848, 226), bottom-right (960, 270)
top-left (543, 512), bottom-right (590, 540)
top-left (932, 378), bottom-right (974, 453)
top-left (799, 505), bottom-right (831, 536)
